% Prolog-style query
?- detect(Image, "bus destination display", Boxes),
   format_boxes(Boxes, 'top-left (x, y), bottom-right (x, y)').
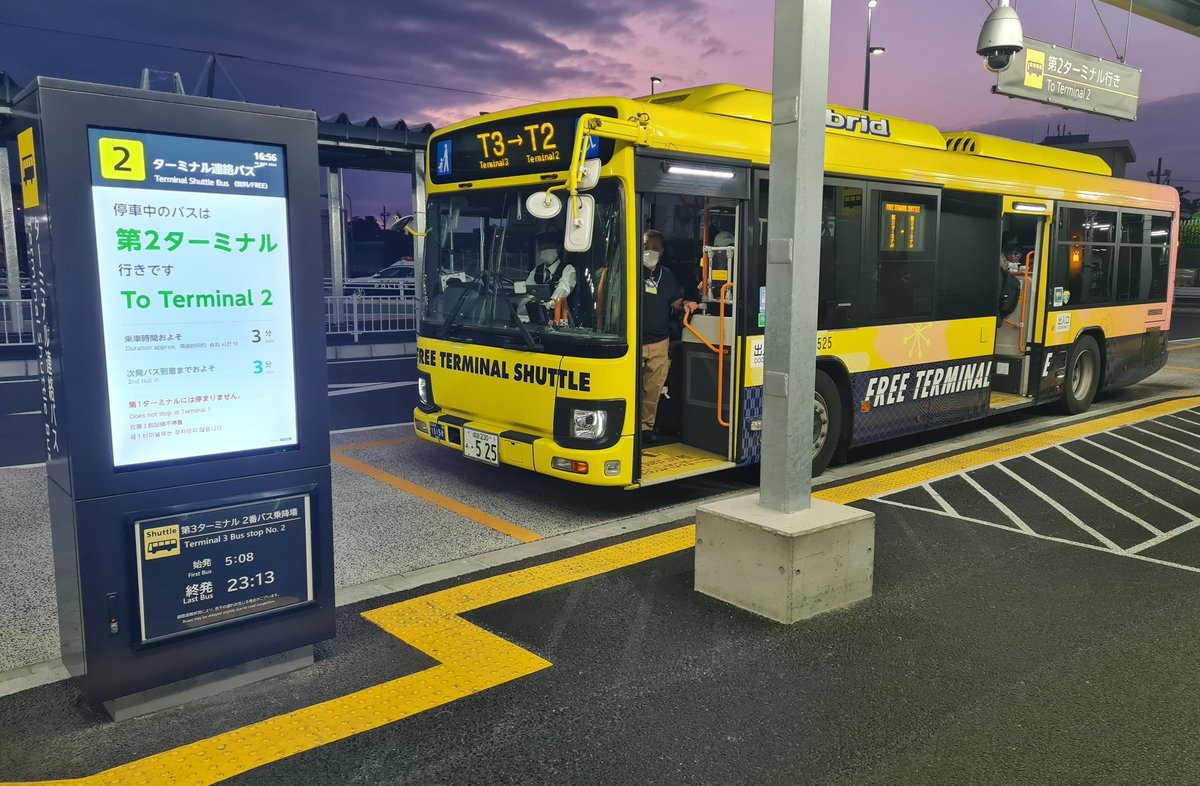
top-left (88, 128), bottom-right (298, 467)
top-left (431, 108), bottom-right (617, 184)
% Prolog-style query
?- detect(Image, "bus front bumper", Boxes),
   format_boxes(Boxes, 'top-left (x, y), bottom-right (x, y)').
top-left (413, 408), bottom-right (633, 486)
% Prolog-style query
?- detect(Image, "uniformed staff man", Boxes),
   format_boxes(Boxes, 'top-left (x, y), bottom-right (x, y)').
top-left (641, 229), bottom-right (696, 444)
top-left (526, 232), bottom-right (576, 323)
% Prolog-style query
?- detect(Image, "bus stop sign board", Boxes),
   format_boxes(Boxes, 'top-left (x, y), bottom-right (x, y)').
top-left (994, 36), bottom-right (1141, 121)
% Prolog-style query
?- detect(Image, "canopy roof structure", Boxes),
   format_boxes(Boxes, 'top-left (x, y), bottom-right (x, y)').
top-left (316, 112), bottom-right (433, 174)
top-left (0, 74), bottom-right (433, 175)
top-left (1098, 0), bottom-right (1200, 36)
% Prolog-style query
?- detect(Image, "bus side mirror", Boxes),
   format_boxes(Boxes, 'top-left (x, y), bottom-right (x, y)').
top-left (564, 194), bottom-right (595, 252)
top-left (526, 191), bottom-right (563, 219)
top-left (578, 159), bottom-right (600, 191)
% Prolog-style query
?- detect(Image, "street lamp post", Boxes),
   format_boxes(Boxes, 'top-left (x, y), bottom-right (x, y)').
top-left (650, 76), bottom-right (662, 95)
top-left (863, 0), bottom-right (885, 110)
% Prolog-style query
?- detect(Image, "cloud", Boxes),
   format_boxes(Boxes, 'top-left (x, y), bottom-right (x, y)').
top-left (3, 0), bottom-right (717, 128)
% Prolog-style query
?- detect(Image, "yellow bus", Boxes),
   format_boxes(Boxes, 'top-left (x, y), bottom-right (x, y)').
top-left (413, 84), bottom-right (1178, 487)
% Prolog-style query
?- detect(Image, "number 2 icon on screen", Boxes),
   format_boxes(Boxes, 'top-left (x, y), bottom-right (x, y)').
top-left (97, 138), bottom-right (146, 181)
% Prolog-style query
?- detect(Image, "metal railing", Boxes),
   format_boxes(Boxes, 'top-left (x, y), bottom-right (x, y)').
top-left (4, 286), bottom-right (1199, 349)
top-left (324, 293), bottom-right (417, 342)
top-left (3, 293), bottom-right (416, 347)
top-left (1, 298), bottom-right (33, 346)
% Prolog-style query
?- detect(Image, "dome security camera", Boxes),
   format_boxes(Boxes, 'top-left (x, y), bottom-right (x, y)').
top-left (977, 0), bottom-right (1023, 73)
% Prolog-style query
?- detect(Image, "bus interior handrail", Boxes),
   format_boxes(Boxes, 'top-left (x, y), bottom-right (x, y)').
top-left (1002, 250), bottom-right (1035, 342)
top-left (717, 282), bottom-right (733, 428)
top-left (682, 311), bottom-right (728, 355)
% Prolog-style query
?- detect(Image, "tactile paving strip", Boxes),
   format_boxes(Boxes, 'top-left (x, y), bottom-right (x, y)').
top-left (0, 527), bottom-right (694, 786)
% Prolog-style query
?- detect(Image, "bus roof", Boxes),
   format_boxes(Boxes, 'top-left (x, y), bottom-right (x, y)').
top-left (432, 83), bottom-right (1177, 213)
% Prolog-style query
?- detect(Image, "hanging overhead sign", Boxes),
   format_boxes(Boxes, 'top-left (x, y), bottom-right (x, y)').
top-left (994, 36), bottom-right (1141, 121)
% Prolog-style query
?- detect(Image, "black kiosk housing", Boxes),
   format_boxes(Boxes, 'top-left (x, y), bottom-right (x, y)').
top-left (14, 78), bottom-right (334, 717)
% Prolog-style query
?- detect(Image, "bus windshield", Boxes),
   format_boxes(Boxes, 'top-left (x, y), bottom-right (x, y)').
top-left (422, 181), bottom-right (626, 354)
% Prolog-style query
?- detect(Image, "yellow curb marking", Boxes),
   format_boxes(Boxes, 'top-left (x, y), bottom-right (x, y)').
top-left (331, 448), bottom-right (541, 544)
top-left (817, 396), bottom-right (1200, 505)
top-left (7, 397), bottom-right (1200, 784)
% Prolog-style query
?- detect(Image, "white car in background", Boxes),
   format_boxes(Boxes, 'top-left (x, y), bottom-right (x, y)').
top-left (344, 259), bottom-right (416, 298)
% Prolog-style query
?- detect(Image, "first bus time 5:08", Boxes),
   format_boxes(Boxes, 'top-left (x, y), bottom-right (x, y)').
top-left (411, 83), bottom-right (1178, 488)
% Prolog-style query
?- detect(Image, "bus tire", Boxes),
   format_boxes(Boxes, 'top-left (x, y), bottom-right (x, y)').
top-left (1061, 334), bottom-right (1101, 415)
top-left (813, 370), bottom-right (842, 477)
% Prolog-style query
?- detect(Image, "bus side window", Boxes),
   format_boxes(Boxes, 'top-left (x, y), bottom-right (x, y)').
top-left (1052, 206), bottom-right (1117, 307)
top-left (819, 184), bottom-right (863, 329)
top-left (871, 189), bottom-right (937, 322)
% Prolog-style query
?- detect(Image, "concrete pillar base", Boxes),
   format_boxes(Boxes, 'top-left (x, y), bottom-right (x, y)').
top-left (695, 492), bottom-right (875, 624)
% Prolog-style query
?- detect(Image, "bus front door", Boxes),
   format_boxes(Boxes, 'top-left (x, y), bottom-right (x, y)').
top-left (637, 189), bottom-right (743, 484)
top-left (678, 209), bottom-right (741, 460)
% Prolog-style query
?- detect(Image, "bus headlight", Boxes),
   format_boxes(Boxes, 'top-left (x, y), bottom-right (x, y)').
top-left (554, 398), bottom-right (625, 449)
top-left (571, 408), bottom-right (607, 440)
top-left (416, 371), bottom-right (436, 411)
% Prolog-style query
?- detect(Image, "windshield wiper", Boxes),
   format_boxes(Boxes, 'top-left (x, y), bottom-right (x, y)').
top-left (503, 298), bottom-right (539, 350)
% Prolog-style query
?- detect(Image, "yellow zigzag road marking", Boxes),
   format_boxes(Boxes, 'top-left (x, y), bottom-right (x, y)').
top-left (0, 527), bottom-right (693, 786)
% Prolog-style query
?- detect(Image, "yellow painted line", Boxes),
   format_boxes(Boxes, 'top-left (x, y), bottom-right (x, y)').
top-left (1169, 341), bottom-right (1200, 352)
top-left (6, 396), bottom-right (1197, 785)
top-left (333, 436), bottom-right (420, 451)
top-left (330, 450), bottom-right (542, 544)
top-left (0, 527), bottom-right (693, 786)
top-left (817, 396), bottom-right (1200, 505)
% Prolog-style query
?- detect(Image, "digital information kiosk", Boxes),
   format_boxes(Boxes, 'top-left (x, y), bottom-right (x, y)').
top-left (14, 78), bottom-right (334, 719)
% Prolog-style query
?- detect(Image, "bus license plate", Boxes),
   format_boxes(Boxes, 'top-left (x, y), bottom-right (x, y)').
top-left (429, 422), bottom-right (446, 441)
top-left (462, 427), bottom-right (499, 466)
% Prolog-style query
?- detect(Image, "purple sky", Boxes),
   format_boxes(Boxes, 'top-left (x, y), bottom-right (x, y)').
top-left (3, 0), bottom-right (1198, 210)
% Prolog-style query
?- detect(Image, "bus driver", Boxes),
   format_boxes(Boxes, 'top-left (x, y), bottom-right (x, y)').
top-left (525, 232), bottom-right (576, 324)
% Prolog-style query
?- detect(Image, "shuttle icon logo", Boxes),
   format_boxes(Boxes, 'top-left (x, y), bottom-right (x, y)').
top-left (17, 128), bottom-right (39, 207)
top-left (1024, 48), bottom-right (1046, 90)
top-left (143, 524), bottom-right (181, 560)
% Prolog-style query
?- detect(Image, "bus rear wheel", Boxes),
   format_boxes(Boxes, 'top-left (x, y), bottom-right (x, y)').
top-left (1061, 334), bottom-right (1101, 414)
top-left (813, 370), bottom-right (842, 476)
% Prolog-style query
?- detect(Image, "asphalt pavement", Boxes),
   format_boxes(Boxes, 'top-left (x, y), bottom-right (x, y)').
top-left (3, 391), bottom-right (1200, 784)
